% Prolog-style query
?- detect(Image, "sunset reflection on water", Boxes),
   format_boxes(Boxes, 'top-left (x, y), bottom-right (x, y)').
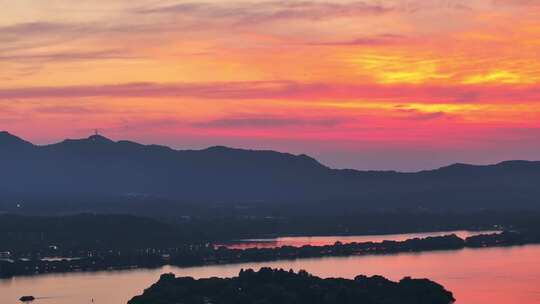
top-left (2, 242), bottom-right (538, 303)
top-left (217, 230), bottom-right (498, 249)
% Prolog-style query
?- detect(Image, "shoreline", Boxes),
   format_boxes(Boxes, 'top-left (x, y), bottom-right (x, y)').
top-left (1, 231), bottom-right (535, 280)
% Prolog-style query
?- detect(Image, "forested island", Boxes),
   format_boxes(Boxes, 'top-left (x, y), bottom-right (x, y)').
top-left (128, 268), bottom-right (455, 304)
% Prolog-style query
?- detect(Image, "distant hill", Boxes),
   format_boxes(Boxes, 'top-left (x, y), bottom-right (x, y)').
top-left (1, 131), bottom-right (540, 211)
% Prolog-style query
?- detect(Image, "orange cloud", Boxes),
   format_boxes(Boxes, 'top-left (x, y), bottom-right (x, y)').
top-left (2, 0), bottom-right (540, 170)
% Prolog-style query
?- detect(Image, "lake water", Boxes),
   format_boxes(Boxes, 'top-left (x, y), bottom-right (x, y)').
top-left (2, 233), bottom-right (539, 304)
top-left (217, 230), bottom-right (499, 249)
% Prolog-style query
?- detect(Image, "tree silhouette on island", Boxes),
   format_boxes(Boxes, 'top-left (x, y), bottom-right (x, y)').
top-left (129, 268), bottom-right (455, 304)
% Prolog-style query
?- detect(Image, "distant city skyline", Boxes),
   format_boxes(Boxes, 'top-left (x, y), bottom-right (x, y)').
top-left (2, 0), bottom-right (540, 171)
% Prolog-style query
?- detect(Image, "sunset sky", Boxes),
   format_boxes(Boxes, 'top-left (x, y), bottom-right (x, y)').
top-left (2, 0), bottom-right (540, 171)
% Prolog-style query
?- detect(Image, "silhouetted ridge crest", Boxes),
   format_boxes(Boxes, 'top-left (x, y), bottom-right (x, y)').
top-left (87, 134), bottom-right (114, 143)
top-left (203, 146), bottom-right (328, 170)
top-left (0, 131), bottom-right (33, 148)
top-left (59, 134), bottom-right (115, 145)
top-left (1, 132), bottom-right (540, 209)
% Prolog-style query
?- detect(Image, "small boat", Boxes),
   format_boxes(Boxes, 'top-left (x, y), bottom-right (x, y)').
top-left (19, 296), bottom-right (35, 302)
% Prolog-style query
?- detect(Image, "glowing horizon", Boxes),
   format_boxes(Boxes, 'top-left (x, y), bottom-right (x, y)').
top-left (2, 0), bottom-right (540, 171)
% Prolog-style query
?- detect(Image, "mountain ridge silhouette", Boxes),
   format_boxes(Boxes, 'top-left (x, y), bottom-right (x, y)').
top-left (1, 131), bottom-right (539, 210)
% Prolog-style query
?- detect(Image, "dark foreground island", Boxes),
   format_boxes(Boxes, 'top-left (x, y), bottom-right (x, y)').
top-left (129, 268), bottom-right (455, 304)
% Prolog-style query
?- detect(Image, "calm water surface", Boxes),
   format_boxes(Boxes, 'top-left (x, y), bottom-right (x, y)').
top-left (2, 234), bottom-right (538, 304)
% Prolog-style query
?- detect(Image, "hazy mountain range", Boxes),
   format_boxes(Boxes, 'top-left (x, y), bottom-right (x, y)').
top-left (1, 131), bottom-right (539, 211)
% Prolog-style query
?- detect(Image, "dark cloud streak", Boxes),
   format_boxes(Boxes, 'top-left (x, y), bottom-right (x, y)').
top-left (135, 1), bottom-right (392, 24)
top-left (192, 116), bottom-right (349, 128)
top-left (308, 34), bottom-right (408, 46)
top-left (1, 81), bottom-right (540, 104)
top-left (0, 49), bottom-right (136, 63)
